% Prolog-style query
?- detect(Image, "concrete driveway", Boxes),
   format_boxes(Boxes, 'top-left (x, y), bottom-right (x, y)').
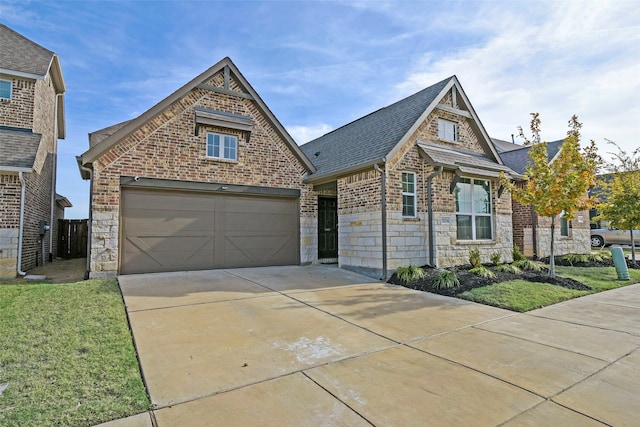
top-left (103, 265), bottom-right (640, 426)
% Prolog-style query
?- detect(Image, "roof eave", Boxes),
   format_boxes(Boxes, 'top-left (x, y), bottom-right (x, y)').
top-left (0, 166), bottom-right (33, 174)
top-left (303, 157), bottom-right (386, 185)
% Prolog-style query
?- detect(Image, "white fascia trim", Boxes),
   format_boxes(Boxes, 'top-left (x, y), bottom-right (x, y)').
top-left (0, 68), bottom-right (44, 80)
top-left (0, 166), bottom-right (33, 174)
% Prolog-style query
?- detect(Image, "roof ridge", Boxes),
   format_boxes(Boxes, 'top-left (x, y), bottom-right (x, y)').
top-left (0, 23), bottom-right (55, 56)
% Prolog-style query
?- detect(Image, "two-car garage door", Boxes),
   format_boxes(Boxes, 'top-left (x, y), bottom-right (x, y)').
top-left (120, 188), bottom-right (299, 275)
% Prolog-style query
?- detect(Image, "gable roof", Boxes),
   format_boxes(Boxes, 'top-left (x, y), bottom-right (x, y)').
top-left (0, 126), bottom-right (42, 171)
top-left (80, 57), bottom-right (315, 173)
top-left (500, 139), bottom-right (564, 175)
top-left (491, 137), bottom-right (523, 153)
top-left (300, 76), bottom-right (503, 183)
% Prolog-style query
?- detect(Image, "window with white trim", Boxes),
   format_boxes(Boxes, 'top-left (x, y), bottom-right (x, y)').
top-left (207, 132), bottom-right (237, 160)
top-left (0, 80), bottom-right (12, 100)
top-left (438, 118), bottom-right (458, 142)
top-left (455, 177), bottom-right (492, 240)
top-left (402, 172), bottom-right (416, 217)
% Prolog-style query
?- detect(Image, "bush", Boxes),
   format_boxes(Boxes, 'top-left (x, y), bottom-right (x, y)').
top-left (396, 264), bottom-right (426, 284)
top-left (469, 266), bottom-right (497, 279)
top-left (496, 263), bottom-right (522, 274)
top-left (469, 248), bottom-right (482, 268)
top-left (563, 253), bottom-right (591, 265)
top-left (490, 252), bottom-right (502, 266)
top-left (513, 259), bottom-right (542, 272)
top-left (432, 269), bottom-right (460, 289)
top-left (513, 244), bottom-right (526, 261)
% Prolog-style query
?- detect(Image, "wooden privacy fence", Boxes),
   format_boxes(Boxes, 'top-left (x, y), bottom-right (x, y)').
top-left (58, 219), bottom-right (88, 258)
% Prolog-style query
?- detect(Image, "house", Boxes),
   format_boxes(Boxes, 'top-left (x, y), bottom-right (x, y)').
top-left (78, 57), bottom-right (520, 279)
top-left (78, 58), bottom-right (316, 277)
top-left (0, 24), bottom-right (66, 279)
top-left (300, 77), bottom-right (520, 278)
top-left (499, 139), bottom-right (591, 258)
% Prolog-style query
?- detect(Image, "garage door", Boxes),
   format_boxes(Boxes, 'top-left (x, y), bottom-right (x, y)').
top-left (120, 188), bottom-right (299, 274)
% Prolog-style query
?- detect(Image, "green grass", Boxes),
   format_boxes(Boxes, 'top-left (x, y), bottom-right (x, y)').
top-left (458, 266), bottom-right (640, 312)
top-left (459, 280), bottom-right (590, 312)
top-left (0, 279), bottom-right (149, 427)
top-left (555, 266), bottom-right (640, 291)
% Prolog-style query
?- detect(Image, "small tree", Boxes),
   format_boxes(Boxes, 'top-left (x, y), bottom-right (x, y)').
top-left (594, 141), bottom-right (640, 262)
top-left (500, 113), bottom-right (599, 277)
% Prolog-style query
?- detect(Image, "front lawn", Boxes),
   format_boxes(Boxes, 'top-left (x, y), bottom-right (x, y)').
top-left (459, 280), bottom-right (590, 312)
top-left (555, 266), bottom-right (640, 291)
top-left (0, 279), bottom-right (149, 427)
top-left (456, 266), bottom-right (640, 312)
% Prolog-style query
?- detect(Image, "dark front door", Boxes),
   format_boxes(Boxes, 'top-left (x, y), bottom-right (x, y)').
top-left (318, 197), bottom-right (338, 259)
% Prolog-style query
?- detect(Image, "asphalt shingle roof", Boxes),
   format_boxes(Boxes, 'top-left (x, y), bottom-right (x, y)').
top-left (499, 139), bottom-right (564, 175)
top-left (0, 126), bottom-right (42, 169)
top-left (300, 76), bottom-right (454, 178)
top-left (0, 24), bottom-right (54, 77)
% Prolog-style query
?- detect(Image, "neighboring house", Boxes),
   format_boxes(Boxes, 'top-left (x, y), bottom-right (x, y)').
top-left (0, 24), bottom-right (66, 279)
top-left (78, 57), bottom-right (519, 279)
top-left (301, 76), bottom-right (519, 278)
top-left (499, 140), bottom-right (591, 258)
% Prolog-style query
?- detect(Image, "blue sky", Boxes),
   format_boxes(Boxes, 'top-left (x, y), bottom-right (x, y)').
top-left (2, 0), bottom-right (639, 218)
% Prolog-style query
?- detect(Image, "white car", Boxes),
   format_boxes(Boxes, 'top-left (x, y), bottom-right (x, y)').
top-left (590, 228), bottom-right (640, 247)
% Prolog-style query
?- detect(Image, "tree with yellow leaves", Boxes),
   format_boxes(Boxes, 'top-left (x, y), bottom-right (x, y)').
top-left (501, 113), bottom-right (600, 277)
top-left (594, 141), bottom-right (640, 263)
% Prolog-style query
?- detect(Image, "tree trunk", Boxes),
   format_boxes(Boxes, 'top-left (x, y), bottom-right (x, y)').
top-left (631, 229), bottom-right (637, 263)
top-left (549, 216), bottom-right (556, 277)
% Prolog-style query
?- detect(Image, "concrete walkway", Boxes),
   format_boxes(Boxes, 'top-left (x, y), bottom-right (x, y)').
top-left (98, 265), bottom-right (640, 426)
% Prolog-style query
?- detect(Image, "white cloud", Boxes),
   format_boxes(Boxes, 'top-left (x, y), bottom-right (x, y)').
top-left (394, 1), bottom-right (640, 159)
top-left (287, 123), bottom-right (334, 145)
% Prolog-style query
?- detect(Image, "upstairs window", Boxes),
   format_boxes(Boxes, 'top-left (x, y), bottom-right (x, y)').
top-left (0, 80), bottom-right (12, 100)
top-left (438, 118), bottom-right (458, 142)
top-left (207, 132), bottom-right (237, 161)
top-left (402, 172), bottom-right (416, 217)
top-left (455, 177), bottom-right (492, 240)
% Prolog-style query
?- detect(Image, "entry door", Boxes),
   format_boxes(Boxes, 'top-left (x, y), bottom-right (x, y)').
top-left (318, 197), bottom-right (338, 259)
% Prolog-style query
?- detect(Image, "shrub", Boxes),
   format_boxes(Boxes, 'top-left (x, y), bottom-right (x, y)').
top-left (563, 253), bottom-right (591, 265)
top-left (513, 244), bottom-right (526, 261)
top-left (513, 259), bottom-right (542, 272)
top-left (469, 248), bottom-right (482, 268)
top-left (469, 266), bottom-right (497, 279)
top-left (432, 269), bottom-right (460, 289)
top-left (490, 252), bottom-right (502, 266)
top-left (496, 263), bottom-right (522, 274)
top-left (396, 264), bottom-right (426, 284)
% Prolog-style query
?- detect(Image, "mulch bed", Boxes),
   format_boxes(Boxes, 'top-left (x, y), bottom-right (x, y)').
top-left (389, 264), bottom-right (590, 297)
top-left (540, 255), bottom-right (640, 270)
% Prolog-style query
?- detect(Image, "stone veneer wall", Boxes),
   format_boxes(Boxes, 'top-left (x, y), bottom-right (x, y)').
top-left (89, 70), bottom-right (316, 277)
top-left (0, 175), bottom-right (21, 278)
top-left (530, 211), bottom-right (591, 258)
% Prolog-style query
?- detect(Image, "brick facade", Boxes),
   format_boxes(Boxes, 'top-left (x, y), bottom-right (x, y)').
top-left (88, 68), bottom-right (317, 277)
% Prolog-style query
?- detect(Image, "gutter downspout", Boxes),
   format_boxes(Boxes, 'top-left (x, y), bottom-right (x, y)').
top-left (80, 163), bottom-right (94, 279)
top-left (373, 163), bottom-right (387, 281)
top-left (49, 93), bottom-right (61, 262)
top-left (427, 166), bottom-right (444, 267)
top-left (17, 172), bottom-right (27, 276)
